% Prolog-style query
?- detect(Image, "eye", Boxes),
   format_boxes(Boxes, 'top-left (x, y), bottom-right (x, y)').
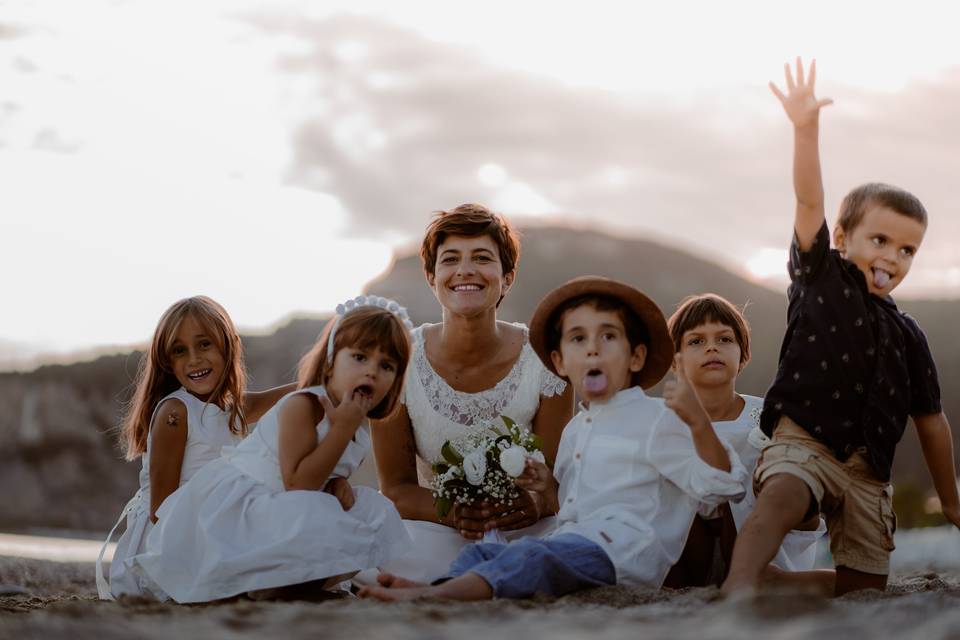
top-left (871, 236), bottom-right (886, 247)
top-left (199, 339), bottom-right (213, 349)
top-left (602, 332), bottom-right (617, 341)
top-left (720, 336), bottom-right (734, 343)
top-left (352, 352), bottom-right (366, 362)
top-left (381, 361), bottom-right (396, 372)
top-left (475, 255), bottom-right (493, 263)
top-left (441, 256), bottom-right (457, 264)
top-left (900, 247), bottom-right (915, 257)
top-left (171, 345), bottom-right (186, 356)
top-left (686, 338), bottom-right (703, 346)
top-left (569, 334), bottom-right (584, 343)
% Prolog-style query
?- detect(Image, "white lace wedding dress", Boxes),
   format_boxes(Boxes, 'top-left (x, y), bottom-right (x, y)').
top-left (378, 323), bottom-right (567, 583)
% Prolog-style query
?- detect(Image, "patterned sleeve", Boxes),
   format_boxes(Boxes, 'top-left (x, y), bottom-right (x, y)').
top-left (539, 363), bottom-right (567, 398)
top-left (903, 314), bottom-right (942, 416)
top-left (788, 219), bottom-right (832, 285)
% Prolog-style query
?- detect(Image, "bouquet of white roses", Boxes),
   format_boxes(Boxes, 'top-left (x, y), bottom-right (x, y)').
top-left (431, 416), bottom-right (545, 521)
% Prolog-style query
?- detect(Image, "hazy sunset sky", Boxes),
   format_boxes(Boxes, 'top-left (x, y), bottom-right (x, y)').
top-left (3, 0), bottom-right (959, 364)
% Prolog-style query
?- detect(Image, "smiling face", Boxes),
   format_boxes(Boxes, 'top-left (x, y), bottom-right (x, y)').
top-left (550, 304), bottom-right (646, 404)
top-left (325, 345), bottom-right (399, 410)
top-left (834, 204), bottom-right (926, 297)
top-left (678, 321), bottom-right (742, 390)
top-left (168, 314), bottom-right (226, 402)
top-left (427, 234), bottom-right (515, 316)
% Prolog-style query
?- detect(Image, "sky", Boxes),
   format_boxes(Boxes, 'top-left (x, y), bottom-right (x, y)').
top-left (2, 0), bottom-right (960, 366)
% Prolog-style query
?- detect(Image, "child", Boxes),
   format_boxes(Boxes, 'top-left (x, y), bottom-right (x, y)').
top-left (664, 294), bottom-right (826, 588)
top-left (722, 59), bottom-right (960, 597)
top-left (132, 296), bottom-right (414, 603)
top-left (359, 277), bottom-right (747, 601)
top-left (97, 296), bottom-right (295, 600)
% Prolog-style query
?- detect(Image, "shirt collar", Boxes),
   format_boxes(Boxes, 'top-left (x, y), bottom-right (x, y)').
top-left (578, 385), bottom-right (646, 414)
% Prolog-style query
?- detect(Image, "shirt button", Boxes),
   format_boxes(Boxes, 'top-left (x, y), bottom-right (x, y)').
top-left (575, 453), bottom-right (581, 459)
top-left (567, 497), bottom-right (574, 503)
top-left (585, 417), bottom-right (592, 424)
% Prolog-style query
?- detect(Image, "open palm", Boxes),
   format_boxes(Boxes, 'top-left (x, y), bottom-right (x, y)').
top-left (770, 57), bottom-right (833, 128)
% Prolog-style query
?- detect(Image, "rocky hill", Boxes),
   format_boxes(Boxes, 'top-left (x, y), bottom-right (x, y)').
top-left (2, 226), bottom-right (956, 532)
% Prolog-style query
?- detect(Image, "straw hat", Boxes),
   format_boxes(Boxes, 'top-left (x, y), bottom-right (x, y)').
top-left (528, 276), bottom-right (673, 389)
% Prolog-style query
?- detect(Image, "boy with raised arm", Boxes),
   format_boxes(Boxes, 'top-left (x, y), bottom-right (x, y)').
top-left (722, 58), bottom-right (960, 597)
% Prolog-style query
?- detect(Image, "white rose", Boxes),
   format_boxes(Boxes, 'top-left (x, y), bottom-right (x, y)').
top-left (528, 450), bottom-right (546, 464)
top-left (463, 451), bottom-right (487, 486)
top-left (499, 446), bottom-right (527, 478)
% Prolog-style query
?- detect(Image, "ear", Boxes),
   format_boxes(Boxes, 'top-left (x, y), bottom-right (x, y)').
top-left (629, 344), bottom-right (647, 373)
top-left (550, 349), bottom-right (567, 379)
top-left (832, 225), bottom-right (846, 254)
top-left (503, 269), bottom-right (515, 292)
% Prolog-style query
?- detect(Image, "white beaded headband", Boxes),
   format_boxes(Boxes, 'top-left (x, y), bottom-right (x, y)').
top-left (326, 295), bottom-right (414, 364)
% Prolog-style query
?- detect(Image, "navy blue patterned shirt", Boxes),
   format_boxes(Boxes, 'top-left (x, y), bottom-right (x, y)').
top-left (760, 220), bottom-right (941, 481)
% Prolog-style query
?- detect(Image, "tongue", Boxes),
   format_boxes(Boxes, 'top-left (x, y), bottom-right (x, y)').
top-left (873, 269), bottom-right (890, 289)
top-left (583, 372), bottom-right (608, 395)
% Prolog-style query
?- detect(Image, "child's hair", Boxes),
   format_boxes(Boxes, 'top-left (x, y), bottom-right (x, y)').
top-left (837, 182), bottom-right (927, 234)
top-left (667, 294), bottom-right (751, 368)
top-left (420, 203), bottom-right (521, 280)
top-left (546, 293), bottom-right (650, 355)
top-left (297, 306), bottom-right (412, 420)
top-left (121, 296), bottom-right (248, 460)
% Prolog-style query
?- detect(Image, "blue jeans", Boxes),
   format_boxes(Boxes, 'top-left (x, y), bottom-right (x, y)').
top-left (443, 533), bottom-right (616, 598)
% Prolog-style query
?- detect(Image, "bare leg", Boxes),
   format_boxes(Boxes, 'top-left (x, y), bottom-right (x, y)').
top-left (376, 572), bottom-right (426, 589)
top-left (835, 567), bottom-right (886, 596)
top-left (722, 474), bottom-right (813, 596)
top-left (359, 572), bottom-right (493, 602)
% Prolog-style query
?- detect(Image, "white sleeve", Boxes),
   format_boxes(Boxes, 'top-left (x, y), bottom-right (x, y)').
top-left (538, 365), bottom-right (567, 398)
top-left (647, 407), bottom-right (748, 506)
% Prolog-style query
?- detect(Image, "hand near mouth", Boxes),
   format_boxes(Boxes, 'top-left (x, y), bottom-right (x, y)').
top-left (663, 354), bottom-right (712, 431)
top-left (319, 390), bottom-right (372, 434)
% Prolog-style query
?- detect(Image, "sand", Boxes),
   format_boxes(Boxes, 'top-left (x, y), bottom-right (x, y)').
top-left (3, 555), bottom-right (960, 640)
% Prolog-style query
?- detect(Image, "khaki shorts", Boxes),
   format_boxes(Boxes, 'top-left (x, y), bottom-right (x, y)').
top-left (754, 416), bottom-right (896, 575)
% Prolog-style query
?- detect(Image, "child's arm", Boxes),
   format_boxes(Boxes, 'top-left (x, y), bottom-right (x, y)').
top-left (278, 391), bottom-right (371, 491)
top-left (148, 398), bottom-right (189, 522)
top-left (244, 383), bottom-right (298, 424)
top-left (663, 354), bottom-right (731, 472)
top-left (515, 459), bottom-right (560, 515)
top-left (914, 412), bottom-right (960, 529)
top-left (769, 57), bottom-right (833, 252)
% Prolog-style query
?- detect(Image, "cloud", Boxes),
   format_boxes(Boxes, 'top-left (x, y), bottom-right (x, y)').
top-left (241, 14), bottom-right (958, 296)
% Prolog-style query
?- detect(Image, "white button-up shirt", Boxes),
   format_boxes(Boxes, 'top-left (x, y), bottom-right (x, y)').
top-left (552, 386), bottom-right (747, 587)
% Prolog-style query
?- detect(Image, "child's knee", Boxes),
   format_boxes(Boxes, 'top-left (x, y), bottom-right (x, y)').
top-left (756, 474), bottom-right (816, 525)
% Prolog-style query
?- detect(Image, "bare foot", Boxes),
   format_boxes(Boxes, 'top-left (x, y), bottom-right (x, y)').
top-left (376, 572), bottom-right (426, 589)
top-left (358, 585), bottom-right (436, 601)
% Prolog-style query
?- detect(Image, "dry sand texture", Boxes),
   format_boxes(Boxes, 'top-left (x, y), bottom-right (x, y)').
top-left (2, 553), bottom-right (960, 640)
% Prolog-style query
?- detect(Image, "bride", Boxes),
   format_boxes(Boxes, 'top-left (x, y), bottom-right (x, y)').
top-left (371, 203), bottom-right (573, 582)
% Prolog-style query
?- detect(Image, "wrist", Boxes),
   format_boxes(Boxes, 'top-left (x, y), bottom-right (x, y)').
top-left (794, 123), bottom-right (820, 139)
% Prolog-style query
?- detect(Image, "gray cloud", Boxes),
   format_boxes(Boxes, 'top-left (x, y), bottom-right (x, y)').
top-left (246, 14), bottom-right (960, 275)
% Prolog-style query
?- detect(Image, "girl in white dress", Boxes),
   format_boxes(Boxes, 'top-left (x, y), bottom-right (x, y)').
top-left (133, 297), bottom-right (414, 603)
top-left (371, 205), bottom-right (573, 584)
top-left (97, 296), bottom-right (294, 600)
top-left (665, 294), bottom-right (828, 589)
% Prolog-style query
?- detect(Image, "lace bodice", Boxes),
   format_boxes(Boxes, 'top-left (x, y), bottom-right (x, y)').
top-left (402, 323), bottom-right (566, 481)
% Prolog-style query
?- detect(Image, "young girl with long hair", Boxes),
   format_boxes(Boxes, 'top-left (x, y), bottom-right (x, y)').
top-left (97, 296), bottom-right (294, 600)
top-left (132, 296), bottom-right (414, 603)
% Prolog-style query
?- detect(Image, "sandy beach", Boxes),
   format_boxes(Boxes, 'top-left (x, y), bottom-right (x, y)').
top-left (3, 528), bottom-right (960, 640)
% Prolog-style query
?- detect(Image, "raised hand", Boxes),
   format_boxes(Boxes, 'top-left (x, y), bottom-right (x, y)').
top-left (769, 57), bottom-right (833, 129)
top-left (319, 391), bottom-right (371, 435)
top-left (662, 354), bottom-right (711, 431)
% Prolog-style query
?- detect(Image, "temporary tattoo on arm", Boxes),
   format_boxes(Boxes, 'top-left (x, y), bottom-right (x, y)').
top-left (166, 411), bottom-right (181, 428)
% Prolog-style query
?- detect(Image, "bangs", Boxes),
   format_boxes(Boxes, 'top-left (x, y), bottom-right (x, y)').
top-left (668, 294), bottom-right (751, 363)
top-left (333, 310), bottom-right (409, 364)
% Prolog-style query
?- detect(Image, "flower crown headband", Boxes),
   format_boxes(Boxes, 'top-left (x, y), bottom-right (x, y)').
top-left (326, 295), bottom-right (414, 365)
